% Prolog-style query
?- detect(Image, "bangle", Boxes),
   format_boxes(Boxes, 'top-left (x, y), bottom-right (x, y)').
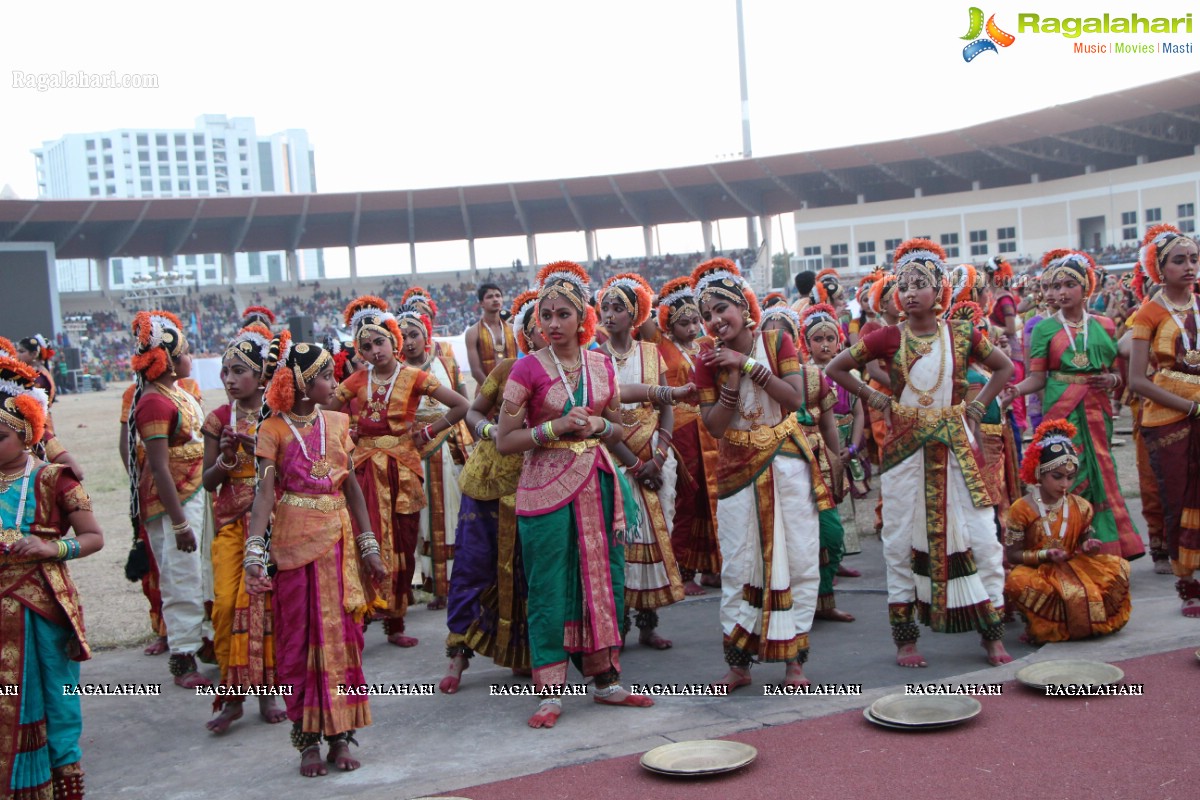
top-left (216, 454), bottom-right (238, 470)
top-left (473, 419), bottom-right (488, 439)
top-left (741, 357), bottom-right (758, 375)
top-left (749, 362), bottom-right (771, 387)
top-left (646, 385), bottom-right (654, 403)
top-left (847, 444), bottom-right (858, 456)
top-left (655, 385), bottom-right (676, 405)
top-left (56, 540), bottom-right (69, 560)
top-left (718, 385), bottom-right (739, 409)
top-left (600, 419), bottom-right (614, 438)
top-left (627, 457), bottom-right (643, 472)
top-left (171, 519), bottom-right (191, 533)
top-left (1191, 402), bottom-right (1200, 418)
top-left (867, 390), bottom-right (890, 411)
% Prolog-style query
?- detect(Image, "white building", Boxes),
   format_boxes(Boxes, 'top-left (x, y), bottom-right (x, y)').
top-left (34, 115), bottom-right (323, 291)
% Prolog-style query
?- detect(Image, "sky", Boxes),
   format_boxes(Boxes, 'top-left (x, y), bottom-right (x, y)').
top-left (2, 0), bottom-right (1198, 277)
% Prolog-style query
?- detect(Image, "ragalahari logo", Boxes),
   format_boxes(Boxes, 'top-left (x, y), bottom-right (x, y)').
top-left (962, 7), bottom-right (1016, 61)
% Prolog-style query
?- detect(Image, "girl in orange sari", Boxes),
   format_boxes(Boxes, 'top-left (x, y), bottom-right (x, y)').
top-left (326, 296), bottom-right (468, 646)
top-left (1127, 225), bottom-right (1200, 615)
top-left (1005, 420), bottom-right (1130, 644)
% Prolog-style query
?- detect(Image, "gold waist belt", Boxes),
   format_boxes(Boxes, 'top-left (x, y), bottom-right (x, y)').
top-left (359, 434), bottom-right (402, 449)
top-left (890, 401), bottom-right (965, 423)
top-left (1050, 371), bottom-right (1101, 384)
top-left (279, 492), bottom-right (346, 513)
top-left (620, 406), bottom-right (657, 424)
top-left (540, 437), bottom-right (601, 455)
top-left (169, 442), bottom-right (204, 460)
top-left (676, 402), bottom-right (700, 415)
top-left (724, 415), bottom-right (799, 450)
top-left (230, 476), bottom-right (256, 487)
top-left (1159, 369), bottom-right (1200, 387)
top-left (979, 423), bottom-right (1005, 436)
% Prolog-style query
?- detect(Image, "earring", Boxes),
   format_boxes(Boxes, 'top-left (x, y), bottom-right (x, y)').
top-left (933, 302), bottom-right (944, 313)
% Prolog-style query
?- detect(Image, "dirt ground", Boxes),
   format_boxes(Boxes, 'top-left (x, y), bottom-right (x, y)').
top-left (53, 384), bottom-right (1142, 650)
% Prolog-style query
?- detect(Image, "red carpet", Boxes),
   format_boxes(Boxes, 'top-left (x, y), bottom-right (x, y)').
top-left (459, 648), bottom-right (1199, 800)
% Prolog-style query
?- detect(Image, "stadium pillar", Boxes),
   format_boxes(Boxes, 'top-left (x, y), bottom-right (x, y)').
top-left (702, 220), bottom-right (713, 255)
top-left (286, 250), bottom-right (299, 286)
top-left (643, 226), bottom-right (654, 258)
top-left (221, 252), bottom-right (236, 287)
top-left (409, 242), bottom-right (418, 274)
top-left (96, 258), bottom-right (110, 295)
top-left (585, 230), bottom-right (596, 267)
top-left (758, 214), bottom-right (773, 294)
top-left (526, 235), bottom-right (538, 270)
top-left (348, 246), bottom-right (359, 289)
top-left (468, 238), bottom-right (478, 279)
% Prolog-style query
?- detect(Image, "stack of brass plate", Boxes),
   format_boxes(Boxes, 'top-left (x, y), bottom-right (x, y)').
top-left (1015, 659), bottom-right (1124, 691)
top-left (862, 693), bottom-right (982, 730)
top-left (640, 740), bottom-right (757, 776)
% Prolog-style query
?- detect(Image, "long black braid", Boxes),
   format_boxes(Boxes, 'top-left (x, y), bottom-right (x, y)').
top-left (124, 373), bottom-right (150, 581)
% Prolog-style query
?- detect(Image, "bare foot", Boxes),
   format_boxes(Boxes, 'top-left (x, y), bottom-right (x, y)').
top-left (896, 643), bottom-right (927, 668)
top-left (326, 739), bottom-right (360, 771)
top-left (711, 667), bottom-right (752, 693)
top-left (638, 630), bottom-right (673, 650)
top-left (784, 661), bottom-right (810, 688)
top-left (205, 700), bottom-right (244, 734)
top-left (300, 747), bottom-right (326, 777)
top-left (1153, 559), bottom-right (1173, 575)
top-left (387, 633), bottom-right (419, 647)
top-left (427, 596), bottom-right (446, 611)
top-left (143, 636), bottom-right (168, 656)
top-left (835, 564), bottom-right (861, 578)
top-left (259, 696), bottom-right (288, 723)
top-left (683, 581), bottom-right (707, 596)
top-left (439, 653), bottom-right (469, 694)
top-left (815, 607), bottom-right (856, 622)
top-left (982, 638), bottom-right (1013, 666)
top-left (174, 670), bottom-right (213, 689)
top-left (699, 573), bottom-right (722, 588)
top-left (593, 685), bottom-right (654, 707)
top-left (1182, 598), bottom-right (1200, 618)
top-left (528, 700), bottom-right (562, 728)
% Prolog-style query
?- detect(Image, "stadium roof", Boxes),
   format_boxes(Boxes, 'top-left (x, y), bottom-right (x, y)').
top-left (3, 72), bottom-right (1199, 261)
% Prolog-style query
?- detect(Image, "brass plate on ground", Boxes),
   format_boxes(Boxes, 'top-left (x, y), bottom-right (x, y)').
top-left (1015, 659), bottom-right (1124, 690)
top-left (868, 693), bottom-right (982, 727)
top-left (861, 707), bottom-right (964, 731)
top-left (640, 740), bottom-right (757, 776)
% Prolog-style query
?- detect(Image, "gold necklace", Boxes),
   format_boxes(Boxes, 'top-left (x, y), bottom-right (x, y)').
top-left (900, 322), bottom-right (947, 407)
top-left (0, 464), bottom-right (27, 494)
top-left (607, 340), bottom-right (638, 369)
top-left (1160, 291), bottom-right (1197, 314)
top-left (907, 327), bottom-right (939, 357)
top-left (285, 407), bottom-right (319, 426)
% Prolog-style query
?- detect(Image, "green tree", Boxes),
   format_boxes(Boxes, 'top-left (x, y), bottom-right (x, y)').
top-left (771, 251), bottom-right (793, 288)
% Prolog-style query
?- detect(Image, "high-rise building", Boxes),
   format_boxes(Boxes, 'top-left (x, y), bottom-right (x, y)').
top-left (33, 115), bottom-right (323, 291)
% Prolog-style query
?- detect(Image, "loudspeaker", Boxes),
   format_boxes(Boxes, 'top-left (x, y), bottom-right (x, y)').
top-left (62, 346), bottom-right (82, 371)
top-left (289, 315), bottom-right (314, 342)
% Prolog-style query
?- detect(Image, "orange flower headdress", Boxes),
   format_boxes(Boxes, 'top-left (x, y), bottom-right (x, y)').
top-left (762, 291), bottom-right (788, 309)
top-left (892, 238), bottom-right (951, 313)
top-left (797, 302), bottom-right (843, 360)
top-left (394, 302), bottom-right (434, 353)
top-left (984, 256), bottom-right (1014, 289)
top-left (510, 289), bottom-right (540, 355)
top-left (223, 323), bottom-right (273, 381)
top-left (344, 295), bottom-right (403, 348)
top-left (602, 272), bottom-right (653, 328)
top-left (1140, 223), bottom-right (1194, 286)
top-left (0, 337), bottom-right (15, 358)
top-left (690, 258), bottom-right (762, 329)
top-left (761, 305), bottom-right (801, 344)
top-left (813, 268), bottom-right (844, 305)
top-left (0, 355), bottom-right (48, 446)
top-left (656, 276), bottom-right (700, 332)
top-left (130, 310), bottom-right (186, 381)
top-left (946, 301), bottom-right (986, 329)
top-left (401, 287), bottom-right (439, 321)
top-left (17, 334), bottom-right (56, 363)
top-left (1042, 250), bottom-right (1098, 297)
top-left (536, 261), bottom-right (596, 346)
top-left (263, 332), bottom-right (334, 414)
top-left (1020, 419), bottom-right (1079, 485)
top-left (241, 305), bottom-right (276, 329)
top-left (948, 263), bottom-right (983, 306)
top-left (866, 273), bottom-right (898, 317)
